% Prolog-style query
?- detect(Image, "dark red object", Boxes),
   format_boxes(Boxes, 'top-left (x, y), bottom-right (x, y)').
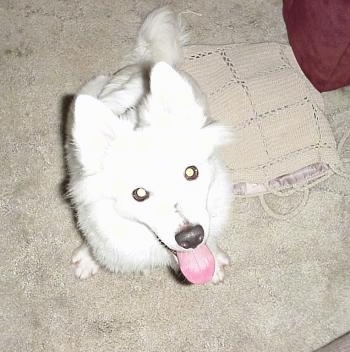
top-left (283, 0), bottom-right (350, 92)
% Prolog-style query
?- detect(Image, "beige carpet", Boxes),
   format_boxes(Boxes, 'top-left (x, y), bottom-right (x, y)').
top-left (1, 1), bottom-right (349, 351)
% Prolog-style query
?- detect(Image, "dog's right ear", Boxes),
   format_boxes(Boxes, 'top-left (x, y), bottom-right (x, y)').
top-left (72, 95), bottom-right (130, 173)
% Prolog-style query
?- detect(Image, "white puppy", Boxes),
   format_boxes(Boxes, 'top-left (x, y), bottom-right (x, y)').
top-left (65, 7), bottom-right (233, 284)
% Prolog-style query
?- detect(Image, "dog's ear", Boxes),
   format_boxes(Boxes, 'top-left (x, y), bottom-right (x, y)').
top-left (150, 62), bottom-right (194, 106)
top-left (199, 123), bottom-right (233, 156)
top-left (72, 95), bottom-right (130, 173)
top-left (146, 62), bottom-right (205, 128)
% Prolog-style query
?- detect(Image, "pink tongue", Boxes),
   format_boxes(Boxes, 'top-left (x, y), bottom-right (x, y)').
top-left (176, 244), bottom-right (215, 284)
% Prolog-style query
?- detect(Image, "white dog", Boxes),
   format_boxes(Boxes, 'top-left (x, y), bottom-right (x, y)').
top-left (65, 7), bottom-right (233, 284)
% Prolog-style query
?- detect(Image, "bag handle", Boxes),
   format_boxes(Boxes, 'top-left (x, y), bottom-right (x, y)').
top-left (258, 189), bottom-right (310, 220)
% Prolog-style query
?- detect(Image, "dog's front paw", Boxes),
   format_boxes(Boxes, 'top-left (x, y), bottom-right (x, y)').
top-left (211, 249), bottom-right (230, 284)
top-left (71, 244), bottom-right (99, 279)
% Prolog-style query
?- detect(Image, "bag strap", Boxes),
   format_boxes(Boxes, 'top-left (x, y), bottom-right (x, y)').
top-left (258, 189), bottom-right (310, 220)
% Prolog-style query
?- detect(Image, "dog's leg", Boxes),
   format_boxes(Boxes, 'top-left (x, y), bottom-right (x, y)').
top-left (207, 240), bottom-right (230, 284)
top-left (71, 242), bottom-right (100, 279)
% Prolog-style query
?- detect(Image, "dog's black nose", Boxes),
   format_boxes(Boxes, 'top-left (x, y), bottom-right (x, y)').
top-left (175, 225), bottom-right (204, 249)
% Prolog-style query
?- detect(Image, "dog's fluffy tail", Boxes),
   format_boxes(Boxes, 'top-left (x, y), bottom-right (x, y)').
top-left (130, 7), bottom-right (189, 67)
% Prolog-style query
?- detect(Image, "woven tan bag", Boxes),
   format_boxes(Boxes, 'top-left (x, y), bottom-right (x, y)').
top-left (182, 43), bottom-right (347, 217)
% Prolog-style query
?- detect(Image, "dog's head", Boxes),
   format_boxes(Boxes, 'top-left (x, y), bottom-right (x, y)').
top-left (71, 62), bottom-right (230, 283)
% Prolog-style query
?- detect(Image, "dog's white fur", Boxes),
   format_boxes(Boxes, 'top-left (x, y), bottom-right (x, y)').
top-left (66, 7), bottom-right (233, 283)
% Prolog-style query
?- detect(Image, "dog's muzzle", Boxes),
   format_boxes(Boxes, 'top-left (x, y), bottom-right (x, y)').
top-left (174, 224), bottom-right (215, 285)
top-left (175, 224), bottom-right (204, 249)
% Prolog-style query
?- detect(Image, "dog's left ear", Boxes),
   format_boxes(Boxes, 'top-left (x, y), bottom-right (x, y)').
top-left (147, 62), bottom-right (205, 128)
top-left (199, 123), bottom-right (233, 156)
top-left (150, 62), bottom-right (194, 105)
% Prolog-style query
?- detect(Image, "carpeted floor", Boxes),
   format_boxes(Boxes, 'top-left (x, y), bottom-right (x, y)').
top-left (1, 1), bottom-right (349, 351)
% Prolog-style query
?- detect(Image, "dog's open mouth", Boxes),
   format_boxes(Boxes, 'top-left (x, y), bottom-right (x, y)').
top-left (176, 244), bottom-right (215, 284)
top-left (154, 230), bottom-right (215, 284)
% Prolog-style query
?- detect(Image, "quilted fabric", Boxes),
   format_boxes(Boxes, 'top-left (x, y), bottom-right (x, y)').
top-left (182, 43), bottom-right (341, 196)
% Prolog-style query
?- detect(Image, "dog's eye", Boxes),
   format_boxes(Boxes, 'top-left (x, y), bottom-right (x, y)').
top-left (184, 166), bottom-right (199, 181)
top-left (132, 188), bottom-right (149, 202)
